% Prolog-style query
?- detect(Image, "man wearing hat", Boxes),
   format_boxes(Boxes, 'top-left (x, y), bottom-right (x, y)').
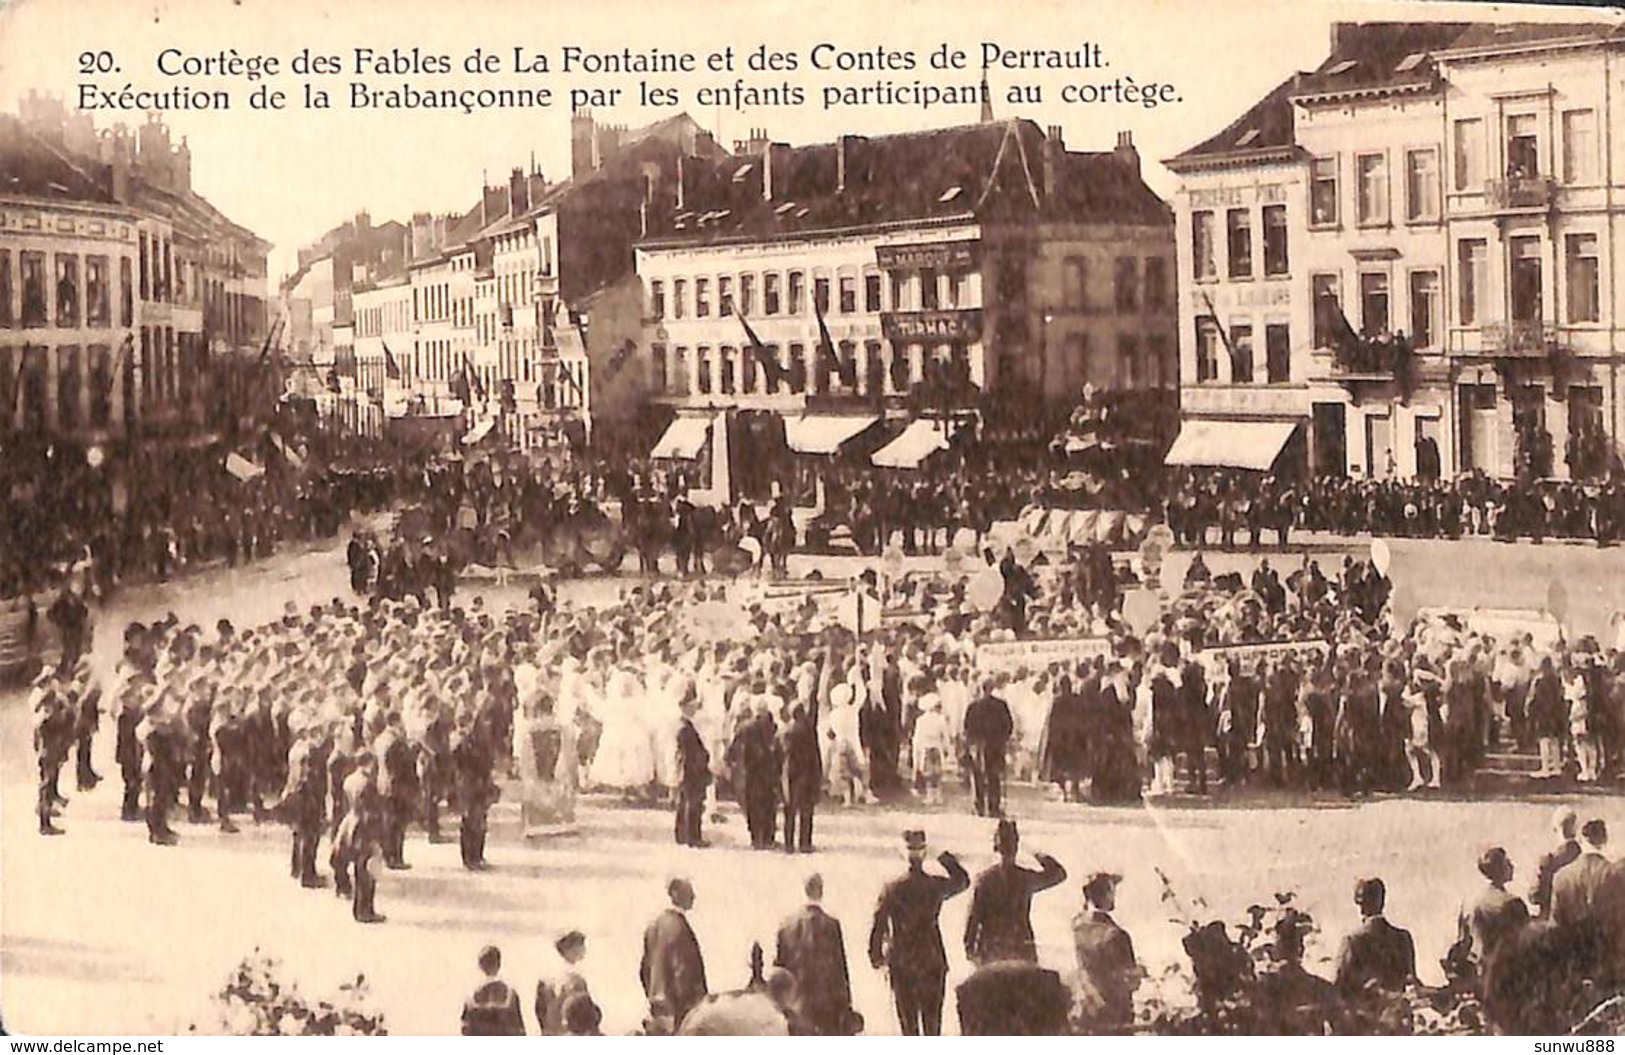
top-left (1334, 877), bottom-right (1416, 998)
top-left (868, 830), bottom-right (970, 1035)
top-left (674, 685), bottom-right (711, 847)
top-left (1071, 871), bottom-right (1139, 1034)
top-left (965, 819), bottom-right (1068, 966)
top-left (963, 678), bottom-right (1014, 817)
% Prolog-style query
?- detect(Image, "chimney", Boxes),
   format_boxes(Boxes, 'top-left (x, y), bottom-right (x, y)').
top-left (763, 142), bottom-right (788, 202)
top-left (172, 136), bottom-right (191, 193)
top-left (1330, 21), bottom-right (1358, 54)
top-left (354, 209), bottom-right (370, 232)
top-left (676, 152), bottom-right (686, 212)
top-left (1043, 125), bottom-right (1064, 200)
top-left (509, 166), bottom-right (530, 216)
top-left (482, 182), bottom-right (506, 225)
top-left (1114, 131), bottom-right (1139, 176)
top-left (837, 134), bottom-right (866, 195)
top-left (108, 127), bottom-right (131, 204)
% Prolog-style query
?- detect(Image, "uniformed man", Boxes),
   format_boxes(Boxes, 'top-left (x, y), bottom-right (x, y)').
top-left (674, 688), bottom-right (711, 848)
top-left (115, 678), bottom-right (147, 822)
top-left (71, 665), bottom-right (103, 792)
top-left (33, 678), bottom-right (74, 835)
top-left (963, 679), bottom-right (1014, 818)
top-left (778, 704), bottom-right (821, 855)
top-left (452, 710), bottom-right (496, 871)
top-left (139, 702), bottom-right (181, 846)
top-left (335, 751), bottom-right (386, 923)
top-left (1071, 872), bottom-right (1140, 1034)
top-left (867, 830), bottom-right (971, 1036)
top-left (284, 725), bottom-right (329, 888)
top-left (374, 711), bottom-right (417, 870)
top-left (964, 819), bottom-right (1068, 966)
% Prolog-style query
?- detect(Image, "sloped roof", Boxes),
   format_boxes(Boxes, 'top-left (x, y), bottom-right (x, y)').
top-left (0, 114), bottom-right (117, 205)
top-left (1293, 22), bottom-right (1471, 99)
top-left (1168, 75), bottom-right (1301, 168)
top-left (1441, 21), bottom-right (1623, 54)
top-left (642, 119), bottom-right (1167, 246)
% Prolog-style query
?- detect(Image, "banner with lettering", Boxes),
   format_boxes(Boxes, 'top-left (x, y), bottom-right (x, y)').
top-left (977, 636), bottom-right (1115, 673)
top-left (1197, 639), bottom-right (1331, 667)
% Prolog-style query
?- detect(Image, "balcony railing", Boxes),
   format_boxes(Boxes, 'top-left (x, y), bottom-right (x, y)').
top-left (1486, 177), bottom-right (1554, 211)
top-left (1482, 320), bottom-right (1557, 356)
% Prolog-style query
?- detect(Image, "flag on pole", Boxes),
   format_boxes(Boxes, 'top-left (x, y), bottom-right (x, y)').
top-left (462, 353), bottom-right (486, 402)
top-left (1198, 290), bottom-right (1240, 365)
top-left (813, 297), bottom-right (855, 388)
top-left (382, 340), bottom-right (402, 382)
top-left (739, 314), bottom-right (788, 387)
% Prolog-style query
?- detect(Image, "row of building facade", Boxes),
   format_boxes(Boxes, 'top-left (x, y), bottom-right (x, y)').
top-left (0, 93), bottom-right (271, 454)
top-left (1167, 19), bottom-right (1625, 482)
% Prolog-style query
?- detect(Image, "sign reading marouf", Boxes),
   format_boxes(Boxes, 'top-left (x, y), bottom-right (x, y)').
top-left (1187, 183), bottom-right (1289, 208)
top-left (977, 636), bottom-right (1115, 672)
top-left (881, 309), bottom-right (983, 343)
top-left (875, 240), bottom-right (980, 271)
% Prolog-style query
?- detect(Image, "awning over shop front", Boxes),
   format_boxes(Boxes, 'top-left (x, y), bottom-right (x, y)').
top-left (651, 416), bottom-right (713, 460)
top-left (462, 418), bottom-right (496, 446)
top-left (784, 414), bottom-right (878, 455)
top-left (872, 418), bottom-right (961, 469)
top-left (1163, 419), bottom-right (1300, 472)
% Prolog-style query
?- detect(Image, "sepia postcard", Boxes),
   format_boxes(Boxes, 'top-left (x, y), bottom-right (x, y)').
top-left (3, 0), bottom-right (1625, 1039)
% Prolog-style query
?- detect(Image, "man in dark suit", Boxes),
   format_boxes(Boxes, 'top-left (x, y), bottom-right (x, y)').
top-left (641, 877), bottom-right (708, 1027)
top-left (868, 830), bottom-right (971, 1036)
top-left (460, 945), bottom-right (526, 1035)
top-left (779, 704), bottom-right (821, 854)
top-left (774, 873), bottom-right (856, 1035)
top-left (964, 818), bottom-right (1068, 966)
top-left (674, 691), bottom-right (710, 848)
top-left (1535, 807), bottom-right (1583, 919)
top-left (1334, 877), bottom-right (1416, 998)
top-left (1071, 872), bottom-right (1141, 1034)
top-left (1552, 818), bottom-right (1612, 978)
top-left (963, 679), bottom-right (1014, 817)
top-left (1452, 846), bottom-right (1529, 978)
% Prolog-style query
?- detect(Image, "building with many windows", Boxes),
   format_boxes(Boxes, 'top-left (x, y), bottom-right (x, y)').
top-left (1167, 20), bottom-right (1625, 482)
top-left (1, 96), bottom-right (270, 454)
top-left (634, 119), bottom-right (1174, 503)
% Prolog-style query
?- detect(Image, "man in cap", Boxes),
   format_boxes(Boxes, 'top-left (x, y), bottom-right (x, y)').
top-left (1334, 877), bottom-right (1416, 998)
top-left (774, 873), bottom-right (857, 1035)
top-left (964, 818), bottom-right (1068, 966)
top-left (868, 830), bottom-right (970, 1035)
top-left (640, 877), bottom-right (709, 1028)
top-left (33, 676), bottom-right (74, 835)
top-left (1071, 872), bottom-right (1139, 1034)
top-left (460, 945), bottom-right (526, 1035)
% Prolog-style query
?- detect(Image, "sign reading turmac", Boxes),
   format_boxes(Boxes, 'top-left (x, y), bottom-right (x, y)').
top-left (880, 309), bottom-right (984, 342)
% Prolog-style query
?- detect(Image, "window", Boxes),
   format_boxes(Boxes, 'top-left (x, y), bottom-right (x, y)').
top-left (138, 234), bottom-right (150, 301)
top-left (1191, 211), bottom-right (1216, 279)
top-left (1066, 333), bottom-right (1089, 386)
top-left (1113, 257), bottom-right (1140, 312)
top-left (1405, 148), bottom-right (1440, 222)
top-left (1409, 270), bottom-right (1440, 348)
top-left (89, 343), bottom-right (111, 427)
top-left (1510, 236), bottom-right (1543, 322)
top-left (1311, 273), bottom-right (1342, 349)
top-left (889, 272), bottom-right (908, 312)
top-left (864, 273), bottom-right (882, 312)
top-left (20, 252), bottom-right (46, 328)
top-left (1356, 153), bottom-right (1389, 225)
top-left (918, 269), bottom-right (939, 311)
top-left (1310, 157), bottom-right (1339, 226)
top-left (740, 274), bottom-right (755, 316)
top-left (670, 346), bottom-right (688, 395)
top-left (1118, 334), bottom-right (1141, 388)
top-left (788, 342), bottom-right (807, 393)
top-left (813, 276), bottom-right (831, 315)
top-left (1063, 257), bottom-right (1089, 310)
top-left (838, 275), bottom-right (856, 314)
top-left (718, 276), bottom-right (733, 317)
top-left (1195, 319), bottom-right (1220, 382)
top-left (1457, 240), bottom-right (1487, 326)
top-left (1563, 110), bottom-right (1596, 184)
top-left (1454, 119), bottom-right (1484, 191)
top-left (0, 346), bottom-right (13, 422)
top-left (1506, 114), bottom-right (1539, 178)
top-left (863, 340), bottom-right (884, 395)
top-left (55, 255), bottom-right (80, 328)
top-left (672, 279), bottom-right (687, 319)
top-left (885, 342), bottom-right (908, 393)
top-left (1265, 323), bottom-right (1290, 383)
top-left (764, 273), bottom-right (781, 315)
top-left (950, 271), bottom-right (972, 309)
top-left (697, 346), bottom-right (712, 393)
top-left (695, 278), bottom-right (710, 317)
top-left (788, 272), bottom-right (805, 314)
top-left (650, 280), bottom-right (665, 320)
top-left (720, 346), bottom-right (736, 394)
top-left (1144, 257), bottom-right (1168, 310)
top-left (1230, 324), bottom-right (1253, 383)
top-left (58, 344), bottom-right (81, 429)
top-left (1226, 211), bottom-right (1252, 279)
top-left (1359, 272), bottom-right (1390, 336)
top-left (836, 340), bottom-right (856, 390)
top-left (1262, 206), bottom-right (1288, 276)
top-left (1567, 234), bottom-right (1600, 323)
top-left (85, 255), bottom-right (109, 328)
top-left (1147, 334), bottom-right (1170, 388)
top-left (0, 252), bottom-right (10, 328)
top-left (764, 344), bottom-right (782, 394)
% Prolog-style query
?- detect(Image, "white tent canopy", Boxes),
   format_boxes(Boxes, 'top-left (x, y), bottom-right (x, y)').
top-left (1164, 419), bottom-right (1300, 472)
top-left (872, 419), bottom-right (961, 469)
top-left (784, 414), bottom-right (877, 455)
top-left (651, 416), bottom-right (713, 460)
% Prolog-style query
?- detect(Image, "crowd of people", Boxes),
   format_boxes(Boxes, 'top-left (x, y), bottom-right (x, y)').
top-left (1167, 469), bottom-right (1625, 549)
